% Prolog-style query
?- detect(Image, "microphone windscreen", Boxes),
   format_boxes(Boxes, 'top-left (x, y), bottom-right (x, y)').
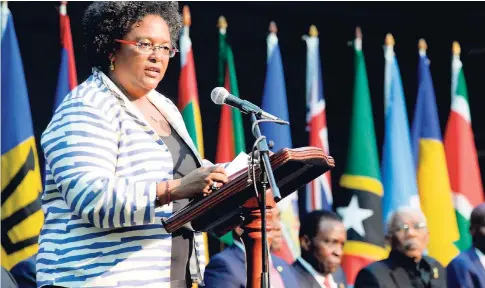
top-left (211, 87), bottom-right (229, 105)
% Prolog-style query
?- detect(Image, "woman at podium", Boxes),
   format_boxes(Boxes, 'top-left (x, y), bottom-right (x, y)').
top-left (36, 2), bottom-right (227, 287)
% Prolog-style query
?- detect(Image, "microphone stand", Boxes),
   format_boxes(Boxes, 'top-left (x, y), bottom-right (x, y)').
top-left (248, 112), bottom-right (283, 288)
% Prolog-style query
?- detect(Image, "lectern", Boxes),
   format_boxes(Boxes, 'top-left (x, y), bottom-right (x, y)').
top-left (163, 146), bottom-right (335, 288)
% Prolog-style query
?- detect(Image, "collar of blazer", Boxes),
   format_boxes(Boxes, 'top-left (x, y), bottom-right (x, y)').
top-left (93, 68), bottom-right (204, 166)
top-left (146, 90), bottom-right (203, 165)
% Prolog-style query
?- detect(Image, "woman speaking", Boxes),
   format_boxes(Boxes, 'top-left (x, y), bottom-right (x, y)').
top-left (37, 2), bottom-right (228, 287)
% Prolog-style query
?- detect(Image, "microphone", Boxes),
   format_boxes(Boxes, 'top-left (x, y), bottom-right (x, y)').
top-left (211, 87), bottom-right (285, 122)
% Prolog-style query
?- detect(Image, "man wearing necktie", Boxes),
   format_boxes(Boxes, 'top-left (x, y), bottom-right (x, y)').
top-left (292, 210), bottom-right (348, 288)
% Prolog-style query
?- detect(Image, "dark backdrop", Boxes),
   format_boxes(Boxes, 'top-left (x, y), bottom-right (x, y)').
top-left (7, 1), bottom-right (485, 199)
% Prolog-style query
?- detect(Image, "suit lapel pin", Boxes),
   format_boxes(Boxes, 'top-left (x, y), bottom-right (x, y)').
top-left (276, 266), bottom-right (283, 273)
top-left (432, 267), bottom-right (439, 279)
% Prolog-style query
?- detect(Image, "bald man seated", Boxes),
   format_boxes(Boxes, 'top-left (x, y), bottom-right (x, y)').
top-left (354, 207), bottom-right (447, 288)
top-left (447, 203), bottom-right (485, 288)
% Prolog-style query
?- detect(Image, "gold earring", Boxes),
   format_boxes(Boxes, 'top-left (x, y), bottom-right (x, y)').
top-left (109, 60), bottom-right (115, 71)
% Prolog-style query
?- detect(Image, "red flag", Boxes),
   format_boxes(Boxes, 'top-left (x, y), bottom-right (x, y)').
top-left (54, 1), bottom-right (77, 110)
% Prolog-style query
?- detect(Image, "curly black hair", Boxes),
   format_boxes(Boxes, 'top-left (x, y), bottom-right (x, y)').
top-left (82, 1), bottom-right (182, 73)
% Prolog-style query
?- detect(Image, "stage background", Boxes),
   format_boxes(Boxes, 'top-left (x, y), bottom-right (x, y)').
top-left (7, 1), bottom-right (485, 197)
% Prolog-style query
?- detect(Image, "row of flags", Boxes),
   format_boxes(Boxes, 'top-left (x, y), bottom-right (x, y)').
top-left (2, 5), bottom-right (484, 288)
top-left (177, 9), bottom-right (484, 287)
top-left (336, 31), bottom-right (484, 286)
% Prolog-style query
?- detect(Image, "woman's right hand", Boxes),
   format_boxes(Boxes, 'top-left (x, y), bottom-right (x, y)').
top-left (171, 165), bottom-right (229, 200)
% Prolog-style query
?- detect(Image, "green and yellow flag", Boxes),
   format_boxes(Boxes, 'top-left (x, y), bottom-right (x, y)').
top-left (214, 16), bottom-right (246, 245)
top-left (334, 28), bottom-right (387, 286)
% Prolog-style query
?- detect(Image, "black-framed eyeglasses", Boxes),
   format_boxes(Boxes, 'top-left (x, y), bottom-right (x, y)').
top-left (115, 39), bottom-right (178, 58)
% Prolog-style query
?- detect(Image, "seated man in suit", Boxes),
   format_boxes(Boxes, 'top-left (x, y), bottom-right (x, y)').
top-left (447, 203), bottom-right (485, 288)
top-left (292, 210), bottom-right (347, 288)
top-left (355, 207), bottom-right (447, 288)
top-left (203, 205), bottom-right (299, 288)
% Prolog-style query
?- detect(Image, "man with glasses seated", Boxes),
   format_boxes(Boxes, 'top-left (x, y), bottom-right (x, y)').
top-left (354, 207), bottom-right (447, 288)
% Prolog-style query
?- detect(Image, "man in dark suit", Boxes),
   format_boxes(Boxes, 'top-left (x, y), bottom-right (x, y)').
top-left (354, 207), bottom-right (447, 288)
top-left (292, 210), bottom-right (347, 288)
top-left (447, 203), bottom-right (485, 288)
top-left (203, 205), bottom-right (299, 288)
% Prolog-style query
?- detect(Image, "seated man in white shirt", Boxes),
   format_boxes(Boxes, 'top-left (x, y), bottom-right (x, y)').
top-left (447, 202), bottom-right (485, 288)
top-left (293, 210), bottom-right (347, 288)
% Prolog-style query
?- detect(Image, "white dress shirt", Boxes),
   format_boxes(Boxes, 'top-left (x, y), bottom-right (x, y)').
top-left (475, 248), bottom-right (485, 270)
top-left (297, 257), bottom-right (337, 288)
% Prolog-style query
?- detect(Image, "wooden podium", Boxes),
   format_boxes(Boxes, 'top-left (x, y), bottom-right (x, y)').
top-left (163, 147), bottom-right (335, 288)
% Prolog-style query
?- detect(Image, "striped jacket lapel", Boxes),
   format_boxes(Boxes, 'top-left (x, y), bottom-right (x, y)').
top-left (147, 91), bottom-right (203, 165)
top-left (95, 69), bottom-right (203, 165)
top-left (95, 69), bottom-right (165, 146)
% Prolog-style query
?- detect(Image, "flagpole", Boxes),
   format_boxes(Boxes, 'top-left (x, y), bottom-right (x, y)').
top-left (355, 26), bottom-right (362, 54)
top-left (217, 15), bottom-right (227, 36)
top-left (0, 0), bottom-right (6, 118)
top-left (1, 1), bottom-right (7, 29)
top-left (451, 41), bottom-right (461, 101)
top-left (418, 38), bottom-right (427, 54)
top-left (384, 33), bottom-right (394, 114)
top-left (452, 41), bottom-right (461, 56)
top-left (182, 5), bottom-right (191, 44)
top-left (60, 1), bottom-right (67, 14)
top-left (385, 33), bottom-right (395, 46)
top-left (183, 5), bottom-right (191, 28)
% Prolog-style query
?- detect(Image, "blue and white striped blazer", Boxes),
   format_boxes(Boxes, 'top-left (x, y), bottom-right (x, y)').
top-left (37, 69), bottom-right (208, 287)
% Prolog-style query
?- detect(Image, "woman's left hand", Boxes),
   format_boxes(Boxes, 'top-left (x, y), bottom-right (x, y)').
top-left (170, 165), bottom-right (228, 200)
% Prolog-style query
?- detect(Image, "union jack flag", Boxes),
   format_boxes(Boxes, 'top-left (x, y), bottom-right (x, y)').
top-left (302, 28), bottom-right (332, 215)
